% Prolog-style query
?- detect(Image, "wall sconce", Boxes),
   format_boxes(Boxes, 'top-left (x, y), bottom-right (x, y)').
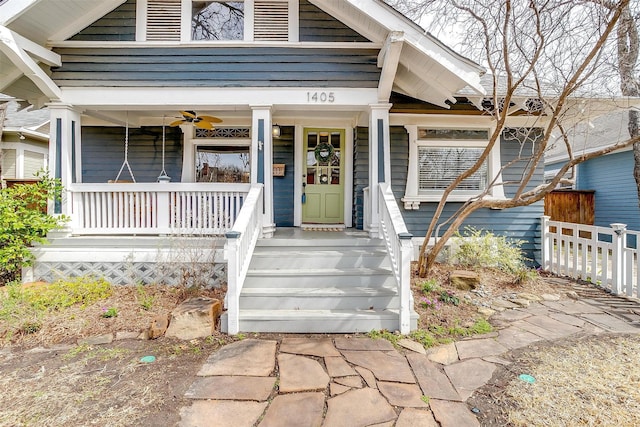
top-left (19, 132), bottom-right (26, 140)
top-left (272, 124), bottom-right (281, 138)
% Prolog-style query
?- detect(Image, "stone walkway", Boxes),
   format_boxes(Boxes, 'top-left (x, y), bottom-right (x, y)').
top-left (178, 285), bottom-right (640, 427)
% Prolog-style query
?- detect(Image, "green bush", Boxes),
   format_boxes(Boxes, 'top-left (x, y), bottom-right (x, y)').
top-left (0, 174), bottom-right (67, 284)
top-left (22, 276), bottom-right (112, 311)
top-left (452, 226), bottom-right (529, 274)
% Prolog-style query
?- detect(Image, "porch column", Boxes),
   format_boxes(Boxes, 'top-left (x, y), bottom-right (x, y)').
top-left (368, 103), bottom-right (392, 238)
top-left (48, 103), bottom-right (82, 217)
top-left (251, 105), bottom-right (275, 237)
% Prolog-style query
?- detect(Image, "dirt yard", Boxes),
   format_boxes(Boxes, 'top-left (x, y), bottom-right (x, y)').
top-left (0, 266), bottom-right (638, 426)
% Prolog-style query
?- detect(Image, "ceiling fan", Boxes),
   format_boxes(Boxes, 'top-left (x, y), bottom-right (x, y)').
top-left (169, 111), bottom-right (222, 130)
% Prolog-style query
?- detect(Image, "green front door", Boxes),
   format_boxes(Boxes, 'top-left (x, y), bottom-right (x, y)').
top-left (302, 129), bottom-right (345, 224)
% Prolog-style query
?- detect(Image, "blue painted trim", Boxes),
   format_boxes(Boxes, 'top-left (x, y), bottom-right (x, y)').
top-left (71, 120), bottom-right (76, 183)
top-left (257, 119), bottom-right (265, 185)
top-left (377, 119), bottom-right (384, 182)
top-left (55, 118), bottom-right (62, 214)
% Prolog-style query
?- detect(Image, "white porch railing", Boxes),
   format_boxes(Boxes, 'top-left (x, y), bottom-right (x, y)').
top-left (224, 184), bottom-right (264, 334)
top-left (378, 183), bottom-right (413, 334)
top-left (541, 216), bottom-right (639, 298)
top-left (68, 183), bottom-right (250, 235)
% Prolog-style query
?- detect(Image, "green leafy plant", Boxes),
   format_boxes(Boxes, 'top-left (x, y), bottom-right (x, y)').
top-left (418, 297), bottom-right (441, 310)
top-left (23, 276), bottom-right (112, 311)
top-left (101, 307), bottom-right (118, 318)
top-left (452, 227), bottom-right (534, 280)
top-left (0, 173), bottom-right (68, 284)
top-left (420, 278), bottom-right (439, 294)
top-left (136, 283), bottom-right (154, 311)
top-left (439, 290), bottom-right (460, 306)
top-left (367, 329), bottom-right (401, 346)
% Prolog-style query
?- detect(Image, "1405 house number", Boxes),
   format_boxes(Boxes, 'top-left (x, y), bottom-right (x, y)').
top-left (307, 92), bottom-right (335, 103)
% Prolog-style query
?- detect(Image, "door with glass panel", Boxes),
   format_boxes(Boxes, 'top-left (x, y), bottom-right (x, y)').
top-left (302, 129), bottom-right (344, 224)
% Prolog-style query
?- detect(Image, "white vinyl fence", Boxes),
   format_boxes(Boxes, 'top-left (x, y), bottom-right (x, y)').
top-left (541, 216), bottom-right (639, 298)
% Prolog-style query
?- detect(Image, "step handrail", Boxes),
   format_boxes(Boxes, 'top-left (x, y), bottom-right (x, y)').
top-left (225, 183), bottom-right (264, 334)
top-left (378, 182), bottom-right (413, 334)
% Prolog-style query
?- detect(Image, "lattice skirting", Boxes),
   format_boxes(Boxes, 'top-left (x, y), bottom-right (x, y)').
top-left (30, 261), bottom-right (226, 287)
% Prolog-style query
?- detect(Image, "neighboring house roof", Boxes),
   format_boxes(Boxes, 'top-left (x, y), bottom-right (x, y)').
top-left (0, 0), bottom-right (486, 109)
top-left (545, 110), bottom-right (631, 165)
top-left (0, 99), bottom-right (49, 141)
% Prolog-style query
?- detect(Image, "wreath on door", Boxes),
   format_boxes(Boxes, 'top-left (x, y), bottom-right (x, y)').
top-left (314, 142), bottom-right (334, 163)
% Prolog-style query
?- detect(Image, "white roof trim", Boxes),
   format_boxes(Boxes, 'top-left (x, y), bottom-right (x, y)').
top-left (377, 31), bottom-right (403, 102)
top-left (0, 26), bottom-right (61, 100)
top-left (0, 0), bottom-right (41, 26)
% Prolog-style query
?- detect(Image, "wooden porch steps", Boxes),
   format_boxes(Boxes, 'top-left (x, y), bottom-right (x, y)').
top-left (222, 235), bottom-right (418, 333)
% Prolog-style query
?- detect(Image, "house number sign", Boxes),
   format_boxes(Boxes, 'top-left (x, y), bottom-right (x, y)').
top-left (306, 91), bottom-right (335, 103)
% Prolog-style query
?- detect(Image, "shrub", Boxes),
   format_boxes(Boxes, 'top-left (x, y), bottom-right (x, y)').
top-left (0, 174), bottom-right (67, 284)
top-left (451, 226), bottom-right (529, 274)
top-left (419, 278), bottom-right (439, 294)
top-left (22, 276), bottom-right (112, 311)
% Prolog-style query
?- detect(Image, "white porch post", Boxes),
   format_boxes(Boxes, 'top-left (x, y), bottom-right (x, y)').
top-left (611, 223), bottom-right (627, 295)
top-left (368, 103), bottom-right (392, 238)
top-left (251, 105), bottom-right (275, 237)
top-left (49, 104), bottom-right (82, 220)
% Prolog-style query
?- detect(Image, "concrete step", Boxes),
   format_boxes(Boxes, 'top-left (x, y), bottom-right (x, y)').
top-left (223, 309), bottom-right (417, 333)
top-left (240, 286), bottom-right (399, 310)
top-left (243, 268), bottom-right (396, 288)
top-left (249, 248), bottom-right (390, 269)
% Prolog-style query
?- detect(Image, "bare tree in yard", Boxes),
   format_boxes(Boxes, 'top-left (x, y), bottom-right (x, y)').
top-left (612, 3), bottom-right (640, 205)
top-left (389, 0), bottom-right (640, 276)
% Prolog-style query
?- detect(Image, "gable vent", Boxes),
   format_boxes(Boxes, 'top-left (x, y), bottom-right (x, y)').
top-left (147, 0), bottom-right (181, 41)
top-left (254, 0), bottom-right (289, 41)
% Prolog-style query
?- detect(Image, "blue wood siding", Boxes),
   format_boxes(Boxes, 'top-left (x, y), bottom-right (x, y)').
top-left (51, 47), bottom-right (380, 88)
top-left (299, 0), bottom-right (369, 42)
top-left (273, 126), bottom-right (295, 227)
top-left (81, 126), bottom-right (183, 183)
top-left (577, 150), bottom-right (640, 231)
top-left (70, 0), bottom-right (136, 41)
top-left (353, 126), bottom-right (544, 263)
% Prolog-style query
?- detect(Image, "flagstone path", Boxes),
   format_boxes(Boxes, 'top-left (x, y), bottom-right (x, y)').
top-left (178, 281), bottom-right (640, 427)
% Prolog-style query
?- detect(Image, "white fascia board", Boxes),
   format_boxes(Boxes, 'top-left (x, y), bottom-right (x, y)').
top-left (0, 0), bottom-right (41, 26)
top-left (341, 0), bottom-right (485, 95)
top-left (48, 0), bottom-right (127, 42)
top-left (545, 143), bottom-right (632, 165)
top-left (0, 26), bottom-right (61, 100)
top-left (2, 127), bottom-right (49, 142)
top-left (60, 87), bottom-right (379, 109)
top-left (10, 30), bottom-right (60, 66)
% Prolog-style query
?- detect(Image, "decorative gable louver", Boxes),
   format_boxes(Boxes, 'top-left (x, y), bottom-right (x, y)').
top-left (147, 0), bottom-right (181, 41)
top-left (254, 0), bottom-right (289, 41)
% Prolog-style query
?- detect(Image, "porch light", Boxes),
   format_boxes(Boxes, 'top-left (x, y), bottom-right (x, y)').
top-left (272, 124), bottom-right (281, 138)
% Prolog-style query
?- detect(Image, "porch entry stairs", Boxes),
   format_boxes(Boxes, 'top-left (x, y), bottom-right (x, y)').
top-left (221, 233), bottom-right (418, 333)
top-left (222, 183), bottom-right (418, 334)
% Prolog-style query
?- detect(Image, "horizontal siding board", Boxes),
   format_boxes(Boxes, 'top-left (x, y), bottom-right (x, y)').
top-left (70, 0), bottom-right (136, 42)
top-left (52, 47), bottom-right (380, 88)
top-left (299, 0), bottom-right (369, 42)
top-left (577, 151), bottom-right (640, 231)
top-left (81, 126), bottom-right (183, 183)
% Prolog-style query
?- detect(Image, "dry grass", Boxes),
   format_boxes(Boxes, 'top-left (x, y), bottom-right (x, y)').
top-left (502, 335), bottom-right (640, 426)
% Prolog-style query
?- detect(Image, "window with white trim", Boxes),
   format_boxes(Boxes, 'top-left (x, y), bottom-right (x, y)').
top-left (140, 0), bottom-right (297, 42)
top-left (403, 126), bottom-right (504, 209)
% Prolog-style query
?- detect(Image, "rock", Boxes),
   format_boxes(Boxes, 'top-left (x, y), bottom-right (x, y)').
top-left (115, 331), bottom-right (141, 341)
top-left (165, 297), bottom-right (222, 340)
top-left (477, 307), bottom-right (496, 317)
top-left (566, 291), bottom-right (579, 300)
top-left (77, 333), bottom-right (113, 346)
top-left (541, 293), bottom-right (561, 301)
top-left (148, 314), bottom-right (170, 339)
top-left (398, 339), bottom-right (427, 354)
top-left (518, 293), bottom-right (542, 301)
top-left (449, 270), bottom-right (480, 291)
top-left (509, 298), bottom-right (531, 308)
top-left (426, 342), bottom-right (458, 365)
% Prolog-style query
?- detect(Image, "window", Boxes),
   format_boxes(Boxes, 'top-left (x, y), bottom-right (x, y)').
top-left (140, 0), bottom-right (297, 41)
top-left (196, 145), bottom-right (250, 183)
top-left (191, 1), bottom-right (245, 41)
top-left (403, 126), bottom-right (503, 209)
